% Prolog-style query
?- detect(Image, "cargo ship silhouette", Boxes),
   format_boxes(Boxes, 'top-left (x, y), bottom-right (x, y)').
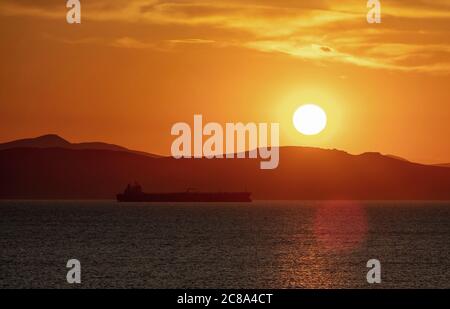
top-left (117, 183), bottom-right (252, 203)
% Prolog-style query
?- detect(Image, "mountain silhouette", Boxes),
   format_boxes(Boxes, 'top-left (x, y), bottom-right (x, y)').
top-left (385, 154), bottom-right (409, 162)
top-left (434, 163), bottom-right (450, 168)
top-left (0, 134), bottom-right (160, 158)
top-left (0, 138), bottom-right (449, 200)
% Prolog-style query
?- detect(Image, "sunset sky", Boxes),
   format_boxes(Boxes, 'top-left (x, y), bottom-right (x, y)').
top-left (1, 0), bottom-right (449, 164)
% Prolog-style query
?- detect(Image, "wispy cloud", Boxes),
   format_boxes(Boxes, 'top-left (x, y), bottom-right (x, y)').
top-left (166, 38), bottom-right (216, 45)
top-left (1, 0), bottom-right (449, 74)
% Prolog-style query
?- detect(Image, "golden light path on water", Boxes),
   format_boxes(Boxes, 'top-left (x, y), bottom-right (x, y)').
top-left (274, 201), bottom-right (368, 288)
top-left (313, 201), bottom-right (368, 253)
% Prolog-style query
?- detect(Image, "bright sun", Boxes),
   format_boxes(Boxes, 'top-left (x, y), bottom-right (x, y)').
top-left (293, 104), bottom-right (327, 135)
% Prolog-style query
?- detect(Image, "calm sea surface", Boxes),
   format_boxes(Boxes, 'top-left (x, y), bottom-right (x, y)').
top-left (0, 201), bottom-right (449, 288)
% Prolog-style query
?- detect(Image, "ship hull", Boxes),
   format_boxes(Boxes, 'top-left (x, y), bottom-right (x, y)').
top-left (117, 192), bottom-right (252, 203)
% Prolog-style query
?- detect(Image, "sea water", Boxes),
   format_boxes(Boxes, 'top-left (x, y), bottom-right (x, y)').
top-left (0, 200), bottom-right (449, 288)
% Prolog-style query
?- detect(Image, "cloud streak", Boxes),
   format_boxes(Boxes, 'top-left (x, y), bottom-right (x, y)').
top-left (1, 0), bottom-right (449, 74)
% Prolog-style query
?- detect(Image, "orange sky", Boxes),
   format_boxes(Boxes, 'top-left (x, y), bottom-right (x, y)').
top-left (0, 0), bottom-right (449, 164)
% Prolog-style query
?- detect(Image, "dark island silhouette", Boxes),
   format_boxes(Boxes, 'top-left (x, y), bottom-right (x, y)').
top-left (0, 134), bottom-right (450, 200)
top-left (434, 163), bottom-right (450, 168)
top-left (0, 134), bottom-right (160, 158)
